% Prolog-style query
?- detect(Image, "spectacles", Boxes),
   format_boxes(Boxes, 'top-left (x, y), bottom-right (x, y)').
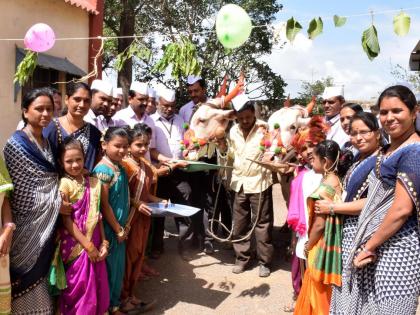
top-left (350, 130), bottom-right (373, 138)
top-left (322, 99), bottom-right (336, 105)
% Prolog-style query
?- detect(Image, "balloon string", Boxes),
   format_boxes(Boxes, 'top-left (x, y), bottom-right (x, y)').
top-left (2, 5), bottom-right (420, 42)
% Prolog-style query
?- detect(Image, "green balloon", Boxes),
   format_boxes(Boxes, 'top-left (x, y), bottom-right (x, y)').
top-left (216, 4), bottom-right (252, 49)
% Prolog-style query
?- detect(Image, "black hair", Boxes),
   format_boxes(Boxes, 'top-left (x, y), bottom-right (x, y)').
top-left (128, 90), bottom-right (136, 98)
top-left (349, 111), bottom-right (379, 133)
top-left (21, 87), bottom-right (54, 125)
top-left (130, 123), bottom-right (152, 143)
top-left (103, 126), bottom-right (131, 143)
top-left (66, 82), bottom-right (91, 98)
top-left (314, 140), bottom-right (352, 179)
top-left (341, 102), bottom-right (363, 113)
top-left (188, 78), bottom-right (206, 89)
top-left (49, 87), bottom-right (62, 96)
top-left (58, 137), bottom-right (85, 161)
top-left (377, 85), bottom-right (417, 112)
top-left (236, 101), bottom-right (255, 114)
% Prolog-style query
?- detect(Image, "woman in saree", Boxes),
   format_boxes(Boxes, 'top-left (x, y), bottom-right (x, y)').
top-left (314, 112), bottom-right (381, 314)
top-left (294, 140), bottom-right (351, 315)
top-left (343, 85), bottom-right (420, 315)
top-left (57, 138), bottom-right (109, 314)
top-left (44, 82), bottom-right (102, 172)
top-left (0, 157), bottom-right (14, 315)
top-left (3, 88), bottom-right (71, 314)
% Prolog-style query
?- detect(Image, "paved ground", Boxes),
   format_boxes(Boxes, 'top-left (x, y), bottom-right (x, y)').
top-left (135, 184), bottom-right (295, 315)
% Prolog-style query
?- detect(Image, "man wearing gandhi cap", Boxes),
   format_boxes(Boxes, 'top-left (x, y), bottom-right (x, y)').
top-left (84, 79), bottom-right (113, 132)
top-left (217, 94), bottom-right (274, 277)
top-left (322, 86), bottom-right (349, 148)
top-left (179, 75), bottom-right (208, 123)
top-left (146, 87), bottom-right (157, 115)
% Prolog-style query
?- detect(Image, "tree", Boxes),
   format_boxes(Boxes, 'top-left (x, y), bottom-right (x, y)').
top-left (390, 64), bottom-right (420, 93)
top-left (103, 0), bottom-right (286, 107)
top-left (294, 76), bottom-right (334, 105)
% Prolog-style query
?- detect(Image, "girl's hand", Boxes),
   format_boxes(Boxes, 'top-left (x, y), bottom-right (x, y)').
top-left (314, 200), bottom-right (332, 215)
top-left (98, 245), bottom-right (108, 261)
top-left (60, 194), bottom-right (73, 216)
top-left (138, 202), bottom-right (152, 216)
top-left (86, 243), bottom-right (100, 262)
top-left (0, 227), bottom-right (13, 256)
top-left (353, 247), bottom-right (377, 268)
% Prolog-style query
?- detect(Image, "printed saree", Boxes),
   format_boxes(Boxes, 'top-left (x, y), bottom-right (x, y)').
top-left (294, 182), bottom-right (342, 315)
top-left (0, 157), bottom-right (13, 315)
top-left (58, 176), bottom-right (109, 315)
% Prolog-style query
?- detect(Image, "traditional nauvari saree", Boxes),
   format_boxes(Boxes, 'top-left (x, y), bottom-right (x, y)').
top-left (4, 131), bottom-right (61, 314)
top-left (58, 176), bottom-right (109, 315)
top-left (0, 157), bottom-right (13, 315)
top-left (294, 182), bottom-right (342, 315)
top-left (121, 156), bottom-right (154, 300)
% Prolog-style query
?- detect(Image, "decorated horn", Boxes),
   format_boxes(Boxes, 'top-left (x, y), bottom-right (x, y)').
top-left (306, 95), bottom-right (316, 114)
top-left (224, 71), bottom-right (245, 105)
top-left (284, 94), bottom-right (291, 108)
top-left (216, 74), bottom-right (228, 98)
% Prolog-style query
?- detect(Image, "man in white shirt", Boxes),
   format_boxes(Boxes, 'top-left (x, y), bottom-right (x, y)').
top-left (179, 76), bottom-right (208, 123)
top-left (113, 87), bottom-right (123, 112)
top-left (113, 81), bottom-right (170, 162)
top-left (84, 79), bottom-right (112, 132)
top-left (322, 86), bottom-right (349, 148)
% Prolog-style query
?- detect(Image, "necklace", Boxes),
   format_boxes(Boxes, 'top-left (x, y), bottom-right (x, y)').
top-left (65, 175), bottom-right (86, 194)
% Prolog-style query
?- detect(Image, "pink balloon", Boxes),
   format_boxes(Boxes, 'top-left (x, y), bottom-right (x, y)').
top-left (24, 23), bottom-right (56, 53)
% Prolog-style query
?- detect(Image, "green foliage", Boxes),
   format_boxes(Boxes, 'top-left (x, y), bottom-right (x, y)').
top-left (390, 64), bottom-right (420, 92)
top-left (153, 36), bottom-right (201, 79)
top-left (14, 51), bottom-right (38, 86)
top-left (114, 40), bottom-right (151, 72)
top-left (361, 25), bottom-right (380, 61)
top-left (296, 76), bottom-right (334, 105)
top-left (307, 17), bottom-right (323, 40)
top-left (286, 17), bottom-right (302, 42)
top-left (393, 12), bottom-right (411, 36)
top-left (333, 15), bottom-right (347, 27)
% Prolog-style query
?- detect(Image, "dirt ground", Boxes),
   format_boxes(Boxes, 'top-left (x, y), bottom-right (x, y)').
top-left (134, 184), bottom-right (420, 315)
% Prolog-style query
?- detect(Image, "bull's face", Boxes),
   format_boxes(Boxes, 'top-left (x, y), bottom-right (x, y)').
top-left (268, 106), bottom-right (310, 147)
top-left (189, 103), bottom-right (235, 140)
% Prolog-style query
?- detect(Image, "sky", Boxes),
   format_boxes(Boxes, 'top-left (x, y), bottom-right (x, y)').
top-left (264, 0), bottom-right (420, 101)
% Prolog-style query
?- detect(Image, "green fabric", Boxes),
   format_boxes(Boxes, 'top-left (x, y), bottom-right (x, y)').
top-left (180, 161), bottom-right (232, 172)
top-left (0, 157), bottom-right (13, 194)
top-left (47, 244), bottom-right (67, 296)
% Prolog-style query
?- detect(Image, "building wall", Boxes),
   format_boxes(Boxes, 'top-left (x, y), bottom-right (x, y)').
top-left (0, 0), bottom-right (89, 148)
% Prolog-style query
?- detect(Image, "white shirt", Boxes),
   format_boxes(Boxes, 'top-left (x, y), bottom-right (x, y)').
top-left (295, 168), bottom-right (323, 260)
top-left (151, 113), bottom-right (185, 159)
top-left (84, 109), bottom-right (107, 132)
top-left (326, 114), bottom-right (349, 149)
top-left (179, 98), bottom-right (208, 123)
top-left (112, 105), bottom-right (156, 149)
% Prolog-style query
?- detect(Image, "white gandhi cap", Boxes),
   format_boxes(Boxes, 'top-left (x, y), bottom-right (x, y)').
top-left (113, 87), bottom-right (123, 98)
top-left (231, 93), bottom-right (250, 111)
top-left (187, 75), bottom-right (202, 85)
top-left (91, 79), bottom-right (113, 96)
top-left (130, 82), bottom-right (149, 95)
top-left (148, 87), bottom-right (156, 98)
top-left (158, 88), bottom-right (176, 103)
top-left (322, 86), bottom-right (344, 99)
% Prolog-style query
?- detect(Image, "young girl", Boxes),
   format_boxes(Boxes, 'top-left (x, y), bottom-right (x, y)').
top-left (121, 123), bottom-right (166, 312)
top-left (294, 140), bottom-right (348, 315)
top-left (92, 127), bottom-right (130, 315)
top-left (58, 138), bottom-right (109, 314)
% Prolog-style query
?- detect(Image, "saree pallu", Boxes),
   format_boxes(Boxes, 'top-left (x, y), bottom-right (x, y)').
top-left (4, 131), bottom-right (61, 314)
top-left (295, 182), bottom-right (342, 315)
top-left (121, 157), bottom-right (153, 300)
top-left (0, 158), bottom-right (13, 315)
top-left (58, 177), bottom-right (109, 315)
top-left (93, 163), bottom-right (129, 308)
top-left (343, 143), bottom-right (420, 315)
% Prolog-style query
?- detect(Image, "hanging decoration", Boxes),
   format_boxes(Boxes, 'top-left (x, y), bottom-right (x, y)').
top-left (393, 11), bottom-right (411, 36)
top-left (113, 40), bottom-right (151, 72)
top-left (216, 4), bottom-right (252, 49)
top-left (14, 51), bottom-right (37, 85)
top-left (333, 15), bottom-right (347, 27)
top-left (24, 23), bottom-right (56, 53)
top-left (285, 17), bottom-right (302, 42)
top-left (307, 17), bottom-right (323, 39)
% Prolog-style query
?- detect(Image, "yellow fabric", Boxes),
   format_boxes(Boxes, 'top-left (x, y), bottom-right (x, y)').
top-left (0, 193), bottom-right (11, 315)
top-left (227, 120), bottom-right (273, 193)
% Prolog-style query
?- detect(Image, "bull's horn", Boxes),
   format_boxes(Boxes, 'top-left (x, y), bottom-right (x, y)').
top-left (216, 74), bottom-right (228, 98)
top-left (284, 94), bottom-right (291, 108)
top-left (224, 72), bottom-right (245, 105)
top-left (306, 95), bottom-right (316, 114)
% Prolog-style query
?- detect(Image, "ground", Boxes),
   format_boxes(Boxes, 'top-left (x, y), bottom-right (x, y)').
top-left (135, 184), bottom-right (294, 315)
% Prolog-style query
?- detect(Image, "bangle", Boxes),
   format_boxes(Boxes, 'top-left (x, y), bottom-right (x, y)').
top-left (3, 222), bottom-right (16, 231)
top-left (86, 242), bottom-right (96, 254)
top-left (360, 244), bottom-right (375, 256)
top-left (101, 240), bottom-right (110, 249)
top-left (329, 204), bottom-right (335, 216)
top-left (116, 226), bottom-right (125, 238)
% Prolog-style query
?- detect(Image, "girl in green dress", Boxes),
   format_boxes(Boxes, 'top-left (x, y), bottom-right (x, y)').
top-left (92, 127), bottom-right (130, 315)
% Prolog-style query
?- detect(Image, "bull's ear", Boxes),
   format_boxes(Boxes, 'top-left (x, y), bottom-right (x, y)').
top-left (222, 109), bottom-right (236, 120)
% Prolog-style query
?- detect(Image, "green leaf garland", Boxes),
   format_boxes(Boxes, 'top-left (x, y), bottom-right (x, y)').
top-left (14, 50), bottom-right (38, 86)
top-left (333, 15), bottom-right (347, 27)
top-left (286, 17), bottom-right (302, 42)
top-left (307, 17), bottom-right (323, 39)
top-left (393, 12), bottom-right (411, 36)
top-left (361, 25), bottom-right (380, 61)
